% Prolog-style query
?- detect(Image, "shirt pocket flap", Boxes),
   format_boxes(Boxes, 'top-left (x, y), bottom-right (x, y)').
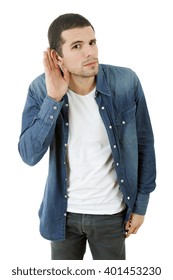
top-left (115, 104), bottom-right (136, 125)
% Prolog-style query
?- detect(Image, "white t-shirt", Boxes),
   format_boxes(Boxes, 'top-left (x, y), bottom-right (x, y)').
top-left (66, 88), bottom-right (125, 214)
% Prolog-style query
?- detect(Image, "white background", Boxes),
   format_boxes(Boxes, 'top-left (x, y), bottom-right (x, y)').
top-left (0, 0), bottom-right (172, 278)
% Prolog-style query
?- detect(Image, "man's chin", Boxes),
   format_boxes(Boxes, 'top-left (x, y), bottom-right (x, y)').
top-left (83, 65), bottom-right (99, 77)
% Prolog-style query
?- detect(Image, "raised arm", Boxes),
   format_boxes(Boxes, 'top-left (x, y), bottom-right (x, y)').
top-left (18, 49), bottom-right (70, 165)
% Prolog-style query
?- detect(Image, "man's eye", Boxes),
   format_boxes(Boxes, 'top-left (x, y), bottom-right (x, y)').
top-left (73, 44), bottom-right (81, 49)
top-left (90, 41), bottom-right (96, 45)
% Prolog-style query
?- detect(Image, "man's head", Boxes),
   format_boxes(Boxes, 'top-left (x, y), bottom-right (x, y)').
top-left (48, 13), bottom-right (94, 57)
top-left (48, 13), bottom-right (99, 80)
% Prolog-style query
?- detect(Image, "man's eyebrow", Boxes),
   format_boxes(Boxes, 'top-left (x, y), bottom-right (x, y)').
top-left (70, 40), bottom-right (83, 47)
top-left (70, 38), bottom-right (96, 47)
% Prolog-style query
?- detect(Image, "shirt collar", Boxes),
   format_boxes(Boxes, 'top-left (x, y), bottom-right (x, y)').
top-left (96, 64), bottom-right (111, 96)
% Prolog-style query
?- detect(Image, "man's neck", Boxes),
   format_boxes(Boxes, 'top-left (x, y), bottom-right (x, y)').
top-left (69, 76), bottom-right (96, 95)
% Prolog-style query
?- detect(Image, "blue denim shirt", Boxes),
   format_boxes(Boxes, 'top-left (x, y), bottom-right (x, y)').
top-left (18, 64), bottom-right (156, 240)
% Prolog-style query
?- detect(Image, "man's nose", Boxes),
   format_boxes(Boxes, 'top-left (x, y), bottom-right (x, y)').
top-left (83, 45), bottom-right (93, 57)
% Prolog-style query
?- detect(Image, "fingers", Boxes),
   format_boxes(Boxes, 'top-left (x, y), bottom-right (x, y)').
top-left (125, 219), bottom-right (131, 231)
top-left (125, 219), bottom-right (133, 238)
top-left (125, 224), bottom-right (139, 238)
top-left (43, 48), bottom-right (71, 82)
top-left (43, 48), bottom-right (59, 73)
top-left (125, 213), bottom-right (145, 238)
top-left (43, 51), bottom-right (51, 72)
top-left (42, 48), bottom-right (70, 100)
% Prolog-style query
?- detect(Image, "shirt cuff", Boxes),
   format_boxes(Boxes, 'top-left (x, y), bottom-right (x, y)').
top-left (132, 193), bottom-right (150, 215)
top-left (38, 96), bottom-right (64, 124)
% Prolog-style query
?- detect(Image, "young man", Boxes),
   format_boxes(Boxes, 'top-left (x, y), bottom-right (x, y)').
top-left (18, 13), bottom-right (156, 260)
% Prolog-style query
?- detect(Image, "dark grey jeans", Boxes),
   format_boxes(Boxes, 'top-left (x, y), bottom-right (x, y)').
top-left (51, 210), bottom-right (126, 260)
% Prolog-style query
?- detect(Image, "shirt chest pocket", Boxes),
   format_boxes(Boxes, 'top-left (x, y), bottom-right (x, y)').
top-left (114, 104), bottom-right (137, 144)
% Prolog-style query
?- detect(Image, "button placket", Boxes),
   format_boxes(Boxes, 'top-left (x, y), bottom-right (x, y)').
top-left (62, 97), bottom-right (69, 222)
top-left (98, 100), bottom-right (121, 184)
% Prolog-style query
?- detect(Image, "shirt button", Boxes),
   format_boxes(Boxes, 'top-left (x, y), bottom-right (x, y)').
top-left (65, 103), bottom-right (69, 107)
top-left (65, 123), bottom-right (69, 126)
top-left (50, 115), bottom-right (54, 119)
top-left (113, 145), bottom-right (117, 148)
top-left (127, 196), bottom-right (130, 200)
top-left (120, 179), bottom-right (124, 183)
top-left (53, 106), bottom-right (57, 110)
top-left (64, 195), bottom-right (68, 199)
top-left (109, 125), bottom-right (112, 129)
top-left (122, 120), bottom-right (126, 124)
top-left (64, 143), bottom-right (67, 147)
top-left (116, 163), bottom-right (119, 166)
top-left (101, 106), bottom-right (105, 110)
top-left (64, 213), bottom-right (67, 216)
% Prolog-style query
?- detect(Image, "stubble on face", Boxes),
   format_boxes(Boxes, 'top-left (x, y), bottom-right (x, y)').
top-left (62, 56), bottom-right (99, 78)
top-left (80, 58), bottom-right (99, 77)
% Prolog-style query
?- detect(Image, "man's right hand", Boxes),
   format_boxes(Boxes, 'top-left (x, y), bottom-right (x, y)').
top-left (43, 48), bottom-right (70, 102)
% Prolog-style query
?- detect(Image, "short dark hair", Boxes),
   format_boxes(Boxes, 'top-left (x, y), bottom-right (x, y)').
top-left (48, 13), bottom-right (94, 56)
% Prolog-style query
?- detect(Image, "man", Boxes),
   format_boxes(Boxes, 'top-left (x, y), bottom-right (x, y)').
top-left (18, 13), bottom-right (156, 260)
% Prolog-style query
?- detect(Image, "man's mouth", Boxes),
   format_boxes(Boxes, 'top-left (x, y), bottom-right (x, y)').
top-left (83, 59), bottom-right (98, 67)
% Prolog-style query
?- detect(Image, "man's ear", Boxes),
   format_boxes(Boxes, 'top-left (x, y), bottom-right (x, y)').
top-left (50, 49), bottom-right (62, 65)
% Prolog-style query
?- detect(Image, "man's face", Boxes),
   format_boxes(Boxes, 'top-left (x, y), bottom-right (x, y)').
top-left (59, 26), bottom-right (99, 78)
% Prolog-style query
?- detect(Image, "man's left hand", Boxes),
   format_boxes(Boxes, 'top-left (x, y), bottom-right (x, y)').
top-left (125, 213), bottom-right (145, 238)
